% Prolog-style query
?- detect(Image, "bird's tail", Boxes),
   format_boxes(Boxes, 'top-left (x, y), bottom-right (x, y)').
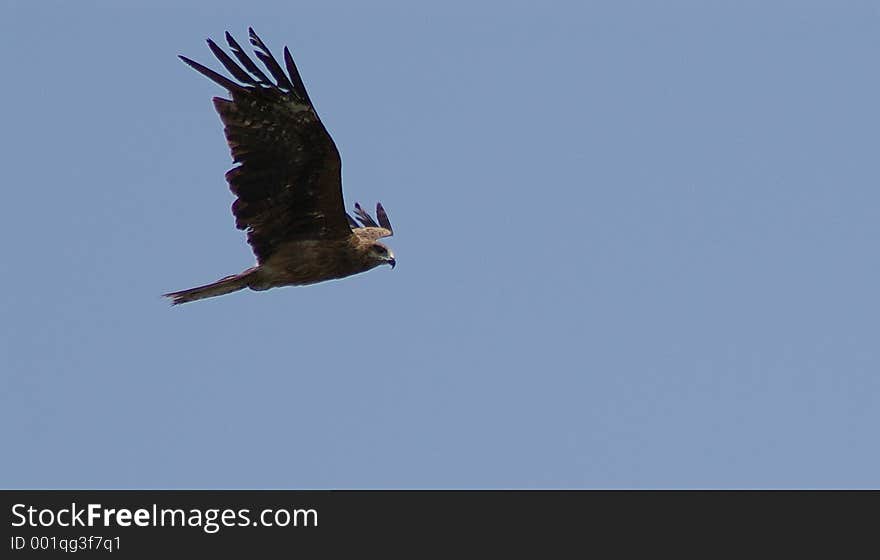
top-left (163, 267), bottom-right (258, 305)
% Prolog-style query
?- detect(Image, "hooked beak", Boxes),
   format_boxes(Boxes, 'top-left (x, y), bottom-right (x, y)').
top-left (388, 257), bottom-right (396, 269)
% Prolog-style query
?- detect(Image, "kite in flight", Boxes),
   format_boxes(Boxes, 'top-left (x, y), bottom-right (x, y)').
top-left (164, 28), bottom-right (395, 305)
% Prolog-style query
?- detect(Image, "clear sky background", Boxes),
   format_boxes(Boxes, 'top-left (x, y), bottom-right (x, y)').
top-left (1, 1), bottom-right (878, 488)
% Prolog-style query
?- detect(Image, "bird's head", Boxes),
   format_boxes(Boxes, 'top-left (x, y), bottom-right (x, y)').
top-left (368, 242), bottom-right (396, 269)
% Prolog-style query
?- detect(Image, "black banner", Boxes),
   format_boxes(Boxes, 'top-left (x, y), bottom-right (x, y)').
top-left (1, 490), bottom-right (874, 555)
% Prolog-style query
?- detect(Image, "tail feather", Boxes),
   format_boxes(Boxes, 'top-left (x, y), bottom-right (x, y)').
top-left (164, 267), bottom-right (257, 305)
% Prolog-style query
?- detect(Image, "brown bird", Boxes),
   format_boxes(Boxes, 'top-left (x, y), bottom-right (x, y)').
top-left (164, 28), bottom-right (395, 305)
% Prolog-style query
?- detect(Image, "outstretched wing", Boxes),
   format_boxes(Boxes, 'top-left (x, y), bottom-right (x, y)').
top-left (180, 28), bottom-right (351, 263)
top-left (347, 202), bottom-right (393, 241)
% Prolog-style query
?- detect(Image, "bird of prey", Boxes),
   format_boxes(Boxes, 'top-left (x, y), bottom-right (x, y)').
top-left (164, 28), bottom-right (395, 305)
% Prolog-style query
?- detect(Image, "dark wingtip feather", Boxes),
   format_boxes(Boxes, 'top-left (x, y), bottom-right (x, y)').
top-left (225, 30), bottom-right (271, 86)
top-left (248, 27), bottom-right (263, 48)
top-left (207, 38), bottom-right (256, 85)
top-left (247, 27), bottom-right (264, 51)
top-left (246, 28), bottom-right (294, 92)
top-left (179, 55), bottom-right (247, 94)
top-left (376, 202), bottom-right (393, 233)
top-left (283, 46), bottom-right (312, 104)
top-left (353, 202), bottom-right (380, 228)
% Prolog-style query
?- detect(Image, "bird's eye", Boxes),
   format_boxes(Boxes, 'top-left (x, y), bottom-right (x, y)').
top-left (373, 245), bottom-right (387, 255)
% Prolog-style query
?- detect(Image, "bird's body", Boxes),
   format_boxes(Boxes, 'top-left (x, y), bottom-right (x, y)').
top-left (164, 28), bottom-right (395, 305)
top-left (261, 235), bottom-right (388, 287)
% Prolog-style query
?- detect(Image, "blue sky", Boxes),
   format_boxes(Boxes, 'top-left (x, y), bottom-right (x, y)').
top-left (1, 1), bottom-right (878, 488)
